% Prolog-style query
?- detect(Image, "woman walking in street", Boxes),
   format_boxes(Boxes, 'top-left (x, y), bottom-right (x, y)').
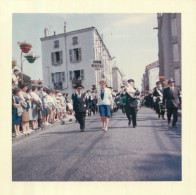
top-left (98, 79), bottom-right (113, 132)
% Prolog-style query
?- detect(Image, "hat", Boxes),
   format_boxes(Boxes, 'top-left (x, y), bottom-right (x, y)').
top-left (127, 79), bottom-right (134, 83)
top-left (99, 79), bottom-right (106, 84)
top-left (76, 85), bottom-right (84, 89)
top-left (168, 78), bottom-right (175, 83)
top-left (13, 69), bottom-right (19, 72)
top-left (156, 81), bottom-right (162, 85)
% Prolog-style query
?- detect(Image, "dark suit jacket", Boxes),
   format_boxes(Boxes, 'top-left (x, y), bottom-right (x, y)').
top-left (73, 93), bottom-right (89, 112)
top-left (125, 88), bottom-right (140, 107)
top-left (163, 87), bottom-right (181, 108)
top-left (153, 88), bottom-right (163, 103)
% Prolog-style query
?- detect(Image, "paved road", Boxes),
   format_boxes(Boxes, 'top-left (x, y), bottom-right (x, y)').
top-left (12, 107), bottom-right (181, 181)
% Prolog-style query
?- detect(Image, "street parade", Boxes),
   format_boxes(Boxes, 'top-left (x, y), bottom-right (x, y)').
top-left (11, 13), bottom-right (182, 182)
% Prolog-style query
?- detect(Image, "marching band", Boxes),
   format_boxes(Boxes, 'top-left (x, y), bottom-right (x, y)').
top-left (71, 77), bottom-right (181, 132)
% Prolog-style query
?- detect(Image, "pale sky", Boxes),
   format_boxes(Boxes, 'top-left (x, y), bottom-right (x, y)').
top-left (12, 13), bottom-right (158, 90)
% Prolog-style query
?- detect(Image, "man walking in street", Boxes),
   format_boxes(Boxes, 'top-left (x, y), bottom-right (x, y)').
top-left (163, 78), bottom-right (181, 128)
top-left (125, 79), bottom-right (140, 128)
top-left (153, 81), bottom-right (165, 120)
top-left (119, 85), bottom-right (126, 114)
top-left (72, 85), bottom-right (89, 131)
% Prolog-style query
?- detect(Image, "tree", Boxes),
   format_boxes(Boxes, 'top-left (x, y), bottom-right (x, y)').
top-left (18, 73), bottom-right (31, 86)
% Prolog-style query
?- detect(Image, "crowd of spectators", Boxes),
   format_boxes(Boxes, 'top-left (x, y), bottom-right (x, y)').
top-left (12, 77), bottom-right (74, 137)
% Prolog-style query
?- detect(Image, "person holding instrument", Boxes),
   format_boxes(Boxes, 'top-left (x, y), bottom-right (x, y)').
top-left (125, 79), bottom-right (140, 128)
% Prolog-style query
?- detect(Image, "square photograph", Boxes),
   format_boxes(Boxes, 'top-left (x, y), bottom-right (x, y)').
top-left (12, 13), bottom-right (181, 181)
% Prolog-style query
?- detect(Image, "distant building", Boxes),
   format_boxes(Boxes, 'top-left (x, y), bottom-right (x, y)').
top-left (157, 13), bottom-right (181, 88)
top-left (112, 66), bottom-right (123, 92)
top-left (40, 23), bottom-right (113, 94)
top-left (141, 60), bottom-right (159, 92)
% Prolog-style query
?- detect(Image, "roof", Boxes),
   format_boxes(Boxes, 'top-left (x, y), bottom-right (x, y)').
top-left (40, 26), bottom-right (95, 41)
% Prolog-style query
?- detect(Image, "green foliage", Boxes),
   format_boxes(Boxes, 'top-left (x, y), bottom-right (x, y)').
top-left (18, 73), bottom-right (31, 86)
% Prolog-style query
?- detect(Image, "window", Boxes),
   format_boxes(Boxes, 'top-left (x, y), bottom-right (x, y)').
top-left (51, 73), bottom-right (54, 83)
top-left (72, 36), bottom-right (78, 45)
top-left (62, 72), bottom-right (65, 82)
top-left (54, 40), bottom-right (59, 48)
top-left (51, 51), bottom-right (63, 65)
top-left (80, 69), bottom-right (84, 80)
top-left (69, 70), bottom-right (84, 82)
top-left (51, 72), bottom-right (65, 90)
top-left (69, 48), bottom-right (81, 62)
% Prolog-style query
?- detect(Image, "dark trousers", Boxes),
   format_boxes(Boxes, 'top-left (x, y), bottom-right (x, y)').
top-left (121, 104), bottom-right (126, 114)
top-left (126, 105), bottom-right (137, 126)
top-left (76, 111), bottom-right (86, 129)
top-left (155, 102), bottom-right (165, 118)
top-left (167, 104), bottom-right (178, 126)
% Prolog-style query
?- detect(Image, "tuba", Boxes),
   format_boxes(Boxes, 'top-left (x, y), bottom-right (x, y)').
top-left (125, 81), bottom-right (139, 99)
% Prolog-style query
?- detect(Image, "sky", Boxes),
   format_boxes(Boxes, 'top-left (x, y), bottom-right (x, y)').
top-left (12, 13), bottom-right (158, 90)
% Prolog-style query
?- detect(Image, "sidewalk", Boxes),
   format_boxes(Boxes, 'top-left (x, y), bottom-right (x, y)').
top-left (12, 115), bottom-right (75, 141)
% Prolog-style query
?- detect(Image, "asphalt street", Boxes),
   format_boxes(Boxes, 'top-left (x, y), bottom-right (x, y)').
top-left (12, 107), bottom-right (181, 181)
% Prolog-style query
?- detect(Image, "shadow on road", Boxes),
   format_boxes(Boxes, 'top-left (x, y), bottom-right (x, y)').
top-left (133, 153), bottom-right (181, 181)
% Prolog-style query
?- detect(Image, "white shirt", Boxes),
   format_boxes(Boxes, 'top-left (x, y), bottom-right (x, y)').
top-left (12, 74), bottom-right (18, 84)
top-left (98, 88), bottom-right (113, 105)
top-left (30, 92), bottom-right (42, 103)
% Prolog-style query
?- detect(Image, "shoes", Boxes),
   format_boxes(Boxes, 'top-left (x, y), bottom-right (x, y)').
top-left (128, 121), bottom-right (131, 126)
top-left (162, 117), bottom-right (166, 120)
top-left (133, 126), bottom-right (136, 128)
top-left (172, 125), bottom-right (177, 128)
top-left (158, 115), bottom-right (160, 118)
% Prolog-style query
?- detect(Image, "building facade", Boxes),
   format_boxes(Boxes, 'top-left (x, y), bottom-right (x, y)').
top-left (40, 24), bottom-right (113, 94)
top-left (157, 13), bottom-right (181, 88)
top-left (141, 60), bottom-right (159, 92)
top-left (112, 66), bottom-right (123, 92)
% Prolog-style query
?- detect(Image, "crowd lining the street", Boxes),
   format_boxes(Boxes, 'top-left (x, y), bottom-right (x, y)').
top-left (12, 68), bottom-right (181, 137)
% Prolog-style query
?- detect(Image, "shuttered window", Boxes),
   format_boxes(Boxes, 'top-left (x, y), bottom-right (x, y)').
top-left (51, 73), bottom-right (55, 83)
top-left (69, 71), bottom-right (72, 80)
top-left (51, 53), bottom-right (55, 65)
top-left (69, 49), bottom-right (73, 62)
top-left (69, 48), bottom-right (82, 62)
top-left (80, 69), bottom-right (84, 80)
top-left (62, 72), bottom-right (65, 82)
top-left (51, 51), bottom-right (63, 65)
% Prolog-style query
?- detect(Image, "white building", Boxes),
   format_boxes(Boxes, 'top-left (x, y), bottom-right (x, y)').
top-left (112, 66), bottom-right (123, 92)
top-left (40, 23), bottom-right (113, 94)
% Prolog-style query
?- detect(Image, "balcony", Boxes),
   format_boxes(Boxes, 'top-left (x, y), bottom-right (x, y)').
top-left (54, 82), bottom-right (63, 90)
top-left (72, 77), bottom-right (82, 88)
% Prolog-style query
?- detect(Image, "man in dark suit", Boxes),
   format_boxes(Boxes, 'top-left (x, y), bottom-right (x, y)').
top-left (153, 81), bottom-right (165, 119)
top-left (73, 85), bottom-right (89, 131)
top-left (163, 78), bottom-right (181, 128)
top-left (125, 79), bottom-right (140, 128)
top-left (72, 86), bottom-right (78, 123)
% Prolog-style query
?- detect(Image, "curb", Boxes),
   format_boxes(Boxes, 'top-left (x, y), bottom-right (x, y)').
top-left (12, 118), bottom-right (75, 142)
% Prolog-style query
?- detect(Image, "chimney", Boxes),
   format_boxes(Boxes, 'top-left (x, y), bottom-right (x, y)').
top-left (64, 21), bottom-right (66, 33)
top-left (44, 28), bottom-right (49, 37)
top-left (54, 31), bottom-right (56, 36)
